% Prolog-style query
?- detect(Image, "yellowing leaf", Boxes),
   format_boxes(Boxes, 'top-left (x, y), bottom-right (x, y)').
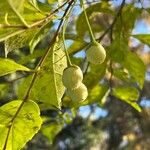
top-left (0, 100), bottom-right (42, 150)
top-left (113, 86), bottom-right (139, 101)
top-left (112, 86), bottom-right (141, 112)
top-left (0, 58), bottom-right (30, 76)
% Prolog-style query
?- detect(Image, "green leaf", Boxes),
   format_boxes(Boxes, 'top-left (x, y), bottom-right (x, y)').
top-left (108, 37), bottom-right (128, 63)
top-left (18, 40), bottom-right (67, 109)
top-left (108, 37), bottom-right (146, 89)
top-left (0, 58), bottom-right (30, 76)
top-left (112, 86), bottom-right (139, 101)
top-left (112, 86), bottom-right (141, 112)
top-left (126, 101), bottom-right (141, 112)
top-left (114, 4), bottom-right (141, 36)
top-left (112, 68), bottom-right (130, 82)
top-left (84, 63), bottom-right (107, 88)
top-left (0, 29), bottom-right (25, 43)
top-left (18, 50), bottom-right (45, 65)
top-left (76, 2), bottom-right (112, 37)
top-left (29, 21), bottom-right (53, 53)
top-left (0, 84), bottom-right (9, 98)
top-left (132, 34), bottom-right (150, 46)
top-left (8, 0), bottom-right (25, 13)
top-left (68, 40), bottom-right (88, 54)
top-left (100, 88), bottom-right (110, 106)
top-left (42, 122), bottom-right (63, 144)
top-left (5, 28), bottom-right (38, 56)
top-left (0, 100), bottom-right (42, 150)
top-left (0, 0), bottom-right (46, 24)
top-left (28, 0), bottom-right (49, 15)
top-left (123, 51), bottom-right (146, 89)
top-left (83, 84), bottom-right (109, 106)
top-left (0, 1), bottom-right (18, 24)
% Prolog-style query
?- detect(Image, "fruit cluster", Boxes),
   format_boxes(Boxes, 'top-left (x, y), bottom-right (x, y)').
top-left (62, 41), bottom-right (106, 102)
top-left (62, 65), bottom-right (88, 102)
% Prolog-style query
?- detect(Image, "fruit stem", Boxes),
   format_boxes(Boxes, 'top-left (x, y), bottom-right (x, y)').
top-left (80, 0), bottom-right (96, 43)
top-left (62, 0), bottom-right (77, 67)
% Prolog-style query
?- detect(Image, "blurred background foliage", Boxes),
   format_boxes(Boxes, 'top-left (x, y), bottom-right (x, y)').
top-left (0, 0), bottom-right (150, 149)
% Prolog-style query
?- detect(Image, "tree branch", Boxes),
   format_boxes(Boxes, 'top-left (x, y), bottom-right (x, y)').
top-left (2, 0), bottom-right (75, 149)
top-left (98, 0), bottom-right (126, 42)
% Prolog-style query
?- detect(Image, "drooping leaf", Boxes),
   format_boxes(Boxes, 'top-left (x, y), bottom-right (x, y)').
top-left (18, 39), bottom-right (67, 109)
top-left (132, 34), bottom-right (150, 46)
top-left (112, 86), bottom-right (141, 112)
top-left (123, 51), bottom-right (146, 89)
top-left (0, 100), bottom-right (42, 150)
top-left (0, 58), bottom-right (30, 76)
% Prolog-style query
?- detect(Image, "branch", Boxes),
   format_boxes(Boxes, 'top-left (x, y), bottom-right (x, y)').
top-left (98, 0), bottom-right (126, 42)
top-left (2, 0), bottom-right (75, 149)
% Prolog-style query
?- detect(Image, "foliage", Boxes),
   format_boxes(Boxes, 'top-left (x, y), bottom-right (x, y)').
top-left (0, 0), bottom-right (149, 149)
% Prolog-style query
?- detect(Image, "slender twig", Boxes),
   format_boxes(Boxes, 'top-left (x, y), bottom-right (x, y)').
top-left (98, 0), bottom-right (126, 42)
top-left (2, 0), bottom-right (75, 149)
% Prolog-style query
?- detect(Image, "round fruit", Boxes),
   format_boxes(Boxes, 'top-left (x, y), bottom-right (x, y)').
top-left (86, 42), bottom-right (106, 64)
top-left (62, 65), bottom-right (83, 89)
top-left (66, 83), bottom-right (88, 102)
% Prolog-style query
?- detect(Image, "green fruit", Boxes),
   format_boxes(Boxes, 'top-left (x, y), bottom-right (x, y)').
top-left (66, 83), bottom-right (88, 102)
top-left (86, 42), bottom-right (106, 64)
top-left (62, 65), bottom-right (83, 89)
